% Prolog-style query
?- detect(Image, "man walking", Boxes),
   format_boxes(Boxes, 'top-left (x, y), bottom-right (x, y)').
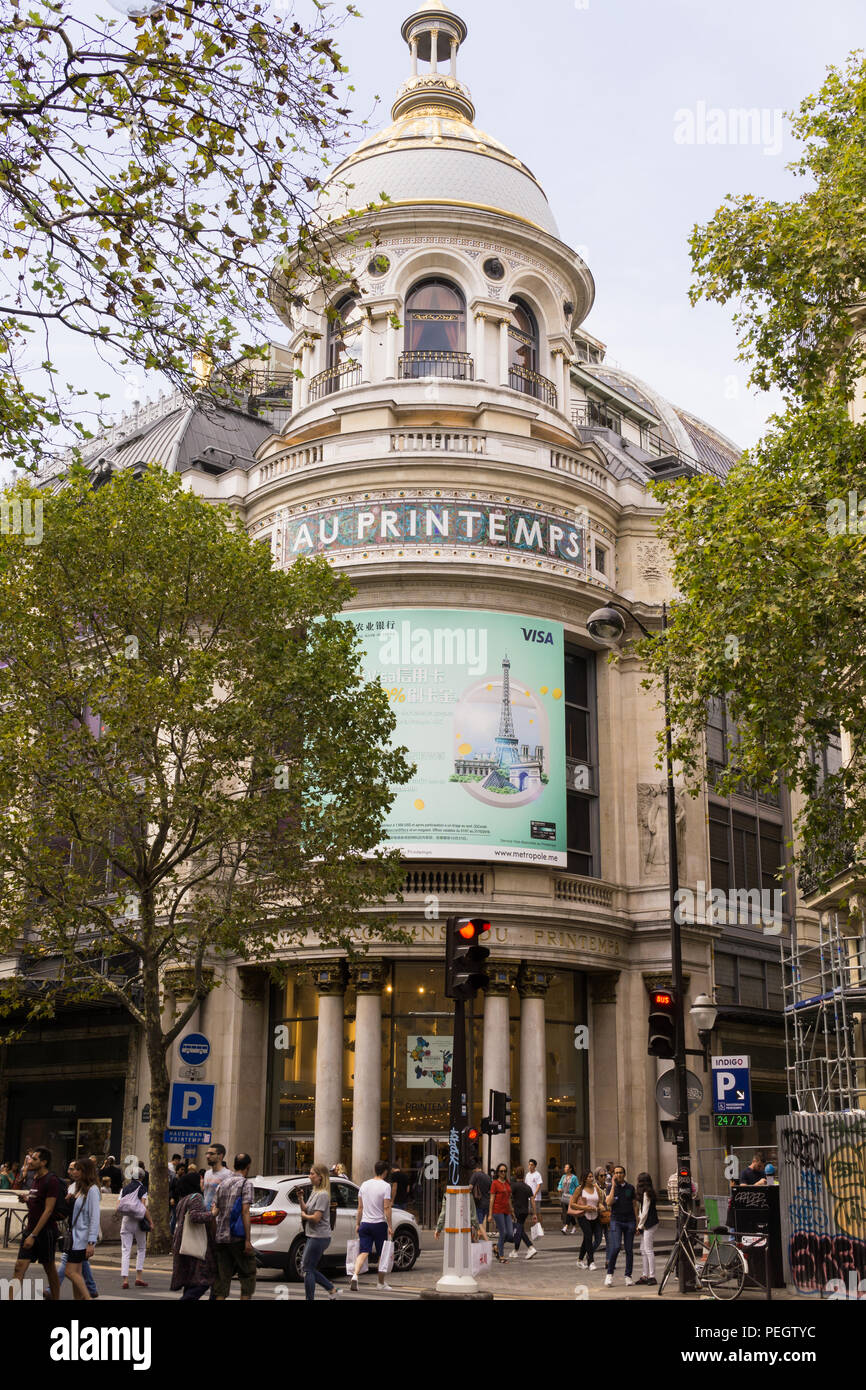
top-left (526, 1159), bottom-right (543, 1215)
top-left (604, 1164), bottom-right (638, 1287)
top-left (470, 1157), bottom-right (492, 1229)
top-left (203, 1142), bottom-right (232, 1211)
top-left (212, 1153), bottom-right (257, 1301)
top-left (351, 1159), bottom-right (393, 1292)
top-left (11, 1148), bottom-right (62, 1300)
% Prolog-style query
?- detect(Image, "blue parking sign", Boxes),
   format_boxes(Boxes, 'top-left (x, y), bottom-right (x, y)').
top-left (711, 1055), bottom-right (751, 1114)
top-left (168, 1081), bottom-right (215, 1131)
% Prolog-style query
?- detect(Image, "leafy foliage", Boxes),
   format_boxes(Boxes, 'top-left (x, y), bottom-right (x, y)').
top-left (647, 54), bottom-right (866, 886)
top-left (0, 0), bottom-right (364, 466)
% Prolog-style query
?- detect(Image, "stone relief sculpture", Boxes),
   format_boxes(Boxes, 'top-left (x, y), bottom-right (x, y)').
top-left (638, 782), bottom-right (686, 878)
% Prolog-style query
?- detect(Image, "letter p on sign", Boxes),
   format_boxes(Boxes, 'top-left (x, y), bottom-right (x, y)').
top-left (717, 1072), bottom-right (736, 1101)
top-left (181, 1090), bottom-right (202, 1121)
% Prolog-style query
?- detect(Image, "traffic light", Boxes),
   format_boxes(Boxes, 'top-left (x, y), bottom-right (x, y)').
top-left (648, 988), bottom-right (677, 1059)
top-left (445, 916), bottom-right (491, 1000)
top-left (490, 1089), bottom-right (512, 1133)
top-left (460, 1126), bottom-right (480, 1168)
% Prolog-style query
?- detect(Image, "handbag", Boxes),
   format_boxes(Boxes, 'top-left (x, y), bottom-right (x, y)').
top-left (117, 1184), bottom-right (146, 1220)
top-left (470, 1239), bottom-right (492, 1276)
top-left (598, 1205), bottom-right (611, 1227)
top-left (378, 1239), bottom-right (395, 1275)
top-left (179, 1209), bottom-right (208, 1260)
top-left (345, 1238), bottom-right (360, 1275)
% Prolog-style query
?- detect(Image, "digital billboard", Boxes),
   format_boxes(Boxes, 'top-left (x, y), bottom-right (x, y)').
top-left (348, 608), bottom-right (567, 865)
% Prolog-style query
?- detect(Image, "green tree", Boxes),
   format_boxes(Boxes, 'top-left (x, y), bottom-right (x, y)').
top-left (644, 53), bottom-right (866, 885)
top-left (0, 0), bottom-right (362, 468)
top-left (0, 468), bottom-right (412, 1248)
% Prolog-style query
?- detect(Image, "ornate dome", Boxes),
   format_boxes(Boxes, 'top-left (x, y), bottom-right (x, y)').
top-left (319, 3), bottom-right (559, 237)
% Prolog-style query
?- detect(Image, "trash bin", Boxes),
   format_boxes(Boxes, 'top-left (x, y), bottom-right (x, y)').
top-left (731, 1184), bottom-right (784, 1288)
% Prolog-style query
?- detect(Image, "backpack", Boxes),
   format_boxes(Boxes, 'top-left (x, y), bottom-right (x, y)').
top-left (117, 1182), bottom-right (146, 1219)
top-left (229, 1188), bottom-right (246, 1239)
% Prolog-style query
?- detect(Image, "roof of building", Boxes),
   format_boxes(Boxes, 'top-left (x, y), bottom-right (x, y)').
top-left (319, 4), bottom-right (559, 236)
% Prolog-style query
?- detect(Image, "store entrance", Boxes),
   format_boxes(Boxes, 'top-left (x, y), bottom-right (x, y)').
top-left (391, 1134), bottom-right (449, 1226)
top-left (267, 1135), bottom-right (314, 1177)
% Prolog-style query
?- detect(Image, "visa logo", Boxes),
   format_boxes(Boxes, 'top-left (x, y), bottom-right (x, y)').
top-left (521, 628), bottom-right (554, 645)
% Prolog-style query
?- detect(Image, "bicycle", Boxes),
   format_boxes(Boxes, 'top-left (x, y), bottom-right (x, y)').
top-left (657, 1213), bottom-right (746, 1300)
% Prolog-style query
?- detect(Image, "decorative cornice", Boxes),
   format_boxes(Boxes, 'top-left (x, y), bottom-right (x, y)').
top-left (517, 962), bottom-right (553, 998)
top-left (307, 961), bottom-right (348, 996)
top-left (349, 960), bottom-right (389, 994)
top-left (485, 960), bottom-right (517, 995)
top-left (642, 972), bottom-right (691, 994)
top-left (237, 967), bottom-right (269, 1003)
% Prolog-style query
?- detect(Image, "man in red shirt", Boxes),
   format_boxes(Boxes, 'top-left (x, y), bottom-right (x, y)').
top-left (11, 1148), bottom-right (62, 1299)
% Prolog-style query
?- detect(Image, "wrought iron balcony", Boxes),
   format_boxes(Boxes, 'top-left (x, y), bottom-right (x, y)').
top-left (572, 398), bottom-right (623, 433)
top-left (308, 358), bottom-right (363, 402)
top-left (797, 797), bottom-right (858, 898)
top-left (509, 363), bottom-right (557, 408)
top-left (398, 350), bottom-right (475, 381)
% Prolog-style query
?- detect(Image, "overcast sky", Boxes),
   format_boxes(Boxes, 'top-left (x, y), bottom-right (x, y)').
top-left (9, 0), bottom-right (865, 473)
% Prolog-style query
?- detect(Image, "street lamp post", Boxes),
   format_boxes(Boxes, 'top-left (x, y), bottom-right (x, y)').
top-left (586, 600), bottom-right (693, 1292)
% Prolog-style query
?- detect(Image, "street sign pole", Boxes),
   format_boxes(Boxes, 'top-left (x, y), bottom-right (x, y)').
top-left (437, 995), bottom-right (477, 1294)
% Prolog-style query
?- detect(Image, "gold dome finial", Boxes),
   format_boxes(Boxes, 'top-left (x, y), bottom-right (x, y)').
top-left (394, 2), bottom-right (474, 123)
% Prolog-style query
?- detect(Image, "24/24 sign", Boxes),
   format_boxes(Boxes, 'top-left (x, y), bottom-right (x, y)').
top-left (711, 1055), bottom-right (752, 1114)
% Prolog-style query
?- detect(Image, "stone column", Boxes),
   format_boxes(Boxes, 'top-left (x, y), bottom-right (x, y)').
top-left (350, 960), bottom-right (387, 1182)
top-left (312, 962), bottom-right (346, 1168)
top-left (482, 962), bottom-right (516, 1171)
top-left (473, 312), bottom-right (488, 381)
top-left (294, 349), bottom-right (308, 409)
top-left (360, 317), bottom-right (373, 384)
top-left (518, 964), bottom-right (552, 1171)
top-left (588, 972), bottom-right (620, 1168)
top-left (385, 318), bottom-right (399, 380)
top-left (498, 318), bottom-right (510, 387)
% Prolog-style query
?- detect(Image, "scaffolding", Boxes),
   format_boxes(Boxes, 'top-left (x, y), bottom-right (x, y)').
top-left (782, 912), bottom-right (866, 1112)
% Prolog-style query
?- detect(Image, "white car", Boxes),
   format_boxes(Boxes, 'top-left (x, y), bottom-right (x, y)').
top-left (250, 1174), bottom-right (421, 1282)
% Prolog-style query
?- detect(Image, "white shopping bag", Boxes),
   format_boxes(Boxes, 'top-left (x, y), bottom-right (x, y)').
top-left (470, 1240), bottom-right (493, 1276)
top-left (345, 1238), bottom-right (360, 1275)
top-left (530, 1222), bottom-right (544, 1241)
top-left (377, 1239), bottom-right (395, 1274)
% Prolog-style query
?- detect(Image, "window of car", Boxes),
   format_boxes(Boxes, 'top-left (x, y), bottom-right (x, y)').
top-left (330, 1181), bottom-right (357, 1209)
top-left (252, 1186), bottom-right (279, 1208)
top-left (286, 1182), bottom-right (310, 1206)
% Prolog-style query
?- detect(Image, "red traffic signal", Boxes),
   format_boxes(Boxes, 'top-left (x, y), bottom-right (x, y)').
top-left (647, 988), bottom-right (677, 1059)
top-left (458, 919), bottom-right (491, 940)
top-left (445, 917), bottom-right (491, 1000)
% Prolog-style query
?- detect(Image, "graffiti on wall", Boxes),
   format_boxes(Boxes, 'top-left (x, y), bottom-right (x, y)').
top-left (779, 1113), bottom-right (866, 1295)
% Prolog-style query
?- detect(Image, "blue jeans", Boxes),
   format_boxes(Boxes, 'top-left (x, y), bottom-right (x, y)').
top-left (606, 1219), bottom-right (636, 1277)
top-left (59, 1251), bottom-right (97, 1297)
top-left (493, 1212), bottom-right (513, 1258)
top-left (302, 1237), bottom-right (334, 1301)
top-left (513, 1218), bottom-right (533, 1251)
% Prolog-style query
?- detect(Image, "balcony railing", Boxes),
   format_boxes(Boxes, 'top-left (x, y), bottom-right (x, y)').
top-left (398, 350), bottom-right (475, 381)
top-left (797, 795), bottom-right (858, 897)
top-left (308, 359), bottom-right (363, 402)
top-left (572, 398), bottom-right (623, 433)
top-left (509, 363), bottom-right (557, 408)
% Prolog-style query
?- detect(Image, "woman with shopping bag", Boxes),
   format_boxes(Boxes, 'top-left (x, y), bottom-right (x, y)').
top-left (170, 1169), bottom-right (216, 1300)
top-left (298, 1164), bottom-right (341, 1301)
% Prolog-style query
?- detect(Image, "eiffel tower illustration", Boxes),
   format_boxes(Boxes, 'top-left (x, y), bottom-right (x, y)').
top-left (494, 653), bottom-right (520, 767)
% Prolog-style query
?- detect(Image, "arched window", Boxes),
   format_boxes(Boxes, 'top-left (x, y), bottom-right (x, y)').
top-left (401, 278), bottom-right (472, 379)
top-left (327, 294), bottom-right (363, 371)
top-left (508, 297), bottom-right (555, 405)
top-left (508, 297), bottom-right (538, 374)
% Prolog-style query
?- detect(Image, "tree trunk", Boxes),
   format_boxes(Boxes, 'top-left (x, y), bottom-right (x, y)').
top-left (141, 913), bottom-right (172, 1254)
